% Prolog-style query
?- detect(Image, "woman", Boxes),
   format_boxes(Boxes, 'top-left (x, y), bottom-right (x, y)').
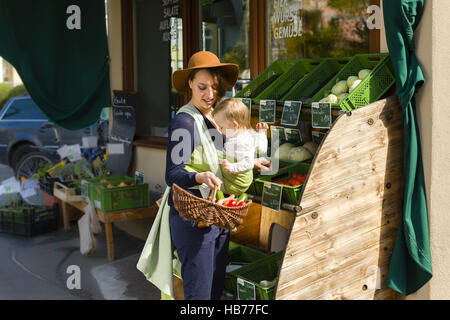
top-left (166, 51), bottom-right (238, 300)
top-left (137, 51), bottom-right (271, 300)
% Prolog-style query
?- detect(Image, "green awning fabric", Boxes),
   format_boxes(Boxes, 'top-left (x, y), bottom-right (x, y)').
top-left (383, 0), bottom-right (432, 296)
top-left (0, 0), bottom-right (110, 130)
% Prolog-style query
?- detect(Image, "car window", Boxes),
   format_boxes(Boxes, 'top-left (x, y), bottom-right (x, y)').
top-left (2, 98), bottom-right (47, 120)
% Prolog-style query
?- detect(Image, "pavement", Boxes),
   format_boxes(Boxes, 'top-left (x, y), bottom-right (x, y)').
top-left (0, 164), bottom-right (161, 300)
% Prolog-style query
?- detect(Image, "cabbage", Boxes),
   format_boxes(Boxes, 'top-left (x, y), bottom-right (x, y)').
top-left (319, 94), bottom-right (337, 104)
top-left (337, 93), bottom-right (349, 103)
top-left (302, 141), bottom-right (318, 155)
top-left (327, 94), bottom-right (338, 104)
top-left (347, 76), bottom-right (359, 88)
top-left (277, 143), bottom-right (295, 160)
top-left (358, 69), bottom-right (371, 80)
top-left (349, 79), bottom-right (362, 93)
top-left (331, 80), bottom-right (348, 96)
top-left (288, 146), bottom-right (313, 162)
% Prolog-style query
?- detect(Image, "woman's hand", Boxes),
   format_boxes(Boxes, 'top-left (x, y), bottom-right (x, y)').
top-left (195, 171), bottom-right (222, 190)
top-left (254, 157), bottom-right (272, 173)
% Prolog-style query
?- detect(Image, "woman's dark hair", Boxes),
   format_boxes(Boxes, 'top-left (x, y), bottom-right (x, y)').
top-left (186, 67), bottom-right (228, 107)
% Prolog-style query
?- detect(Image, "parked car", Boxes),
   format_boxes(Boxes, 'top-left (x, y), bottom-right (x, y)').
top-left (0, 94), bottom-right (107, 175)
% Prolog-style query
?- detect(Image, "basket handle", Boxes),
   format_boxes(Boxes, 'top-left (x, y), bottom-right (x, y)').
top-left (208, 187), bottom-right (218, 203)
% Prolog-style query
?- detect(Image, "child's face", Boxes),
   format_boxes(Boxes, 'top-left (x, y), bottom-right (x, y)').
top-left (213, 111), bottom-right (238, 137)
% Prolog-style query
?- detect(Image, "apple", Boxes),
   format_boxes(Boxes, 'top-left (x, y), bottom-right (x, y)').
top-left (118, 181), bottom-right (129, 187)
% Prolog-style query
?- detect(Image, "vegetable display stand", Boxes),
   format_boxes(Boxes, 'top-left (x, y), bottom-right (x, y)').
top-left (230, 251), bottom-right (284, 300)
top-left (224, 242), bottom-right (268, 296)
top-left (235, 59), bottom-right (299, 100)
top-left (281, 57), bottom-right (352, 105)
top-left (309, 53), bottom-right (395, 110)
top-left (57, 198), bottom-right (158, 260)
top-left (0, 204), bottom-right (58, 236)
top-left (92, 182), bottom-right (149, 212)
top-left (253, 58), bottom-right (323, 105)
top-left (274, 97), bottom-right (403, 300)
top-left (81, 174), bottom-right (134, 203)
top-left (53, 181), bottom-right (83, 202)
top-left (254, 162), bottom-right (311, 205)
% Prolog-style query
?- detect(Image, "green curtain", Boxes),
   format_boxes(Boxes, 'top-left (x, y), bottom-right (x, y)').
top-left (0, 0), bottom-right (110, 130)
top-left (383, 0), bottom-right (432, 296)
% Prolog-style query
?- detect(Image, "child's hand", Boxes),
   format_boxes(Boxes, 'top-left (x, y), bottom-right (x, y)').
top-left (222, 159), bottom-right (231, 173)
top-left (256, 122), bottom-right (269, 132)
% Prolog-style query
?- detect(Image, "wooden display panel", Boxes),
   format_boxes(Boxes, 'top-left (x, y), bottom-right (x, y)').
top-left (275, 97), bottom-right (403, 300)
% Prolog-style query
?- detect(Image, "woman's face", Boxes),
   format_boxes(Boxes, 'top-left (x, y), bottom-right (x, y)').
top-left (188, 69), bottom-right (219, 113)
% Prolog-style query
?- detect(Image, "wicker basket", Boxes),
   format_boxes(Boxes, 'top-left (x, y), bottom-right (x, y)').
top-left (172, 183), bottom-right (252, 230)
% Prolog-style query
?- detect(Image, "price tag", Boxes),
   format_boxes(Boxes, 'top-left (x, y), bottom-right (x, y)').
top-left (107, 143), bottom-right (125, 155)
top-left (312, 130), bottom-right (326, 145)
top-left (270, 126), bottom-right (286, 145)
top-left (135, 171), bottom-right (144, 185)
top-left (261, 182), bottom-right (283, 211)
top-left (259, 100), bottom-right (276, 124)
top-left (312, 102), bottom-right (332, 129)
top-left (284, 128), bottom-right (302, 145)
top-left (281, 101), bottom-right (302, 126)
top-left (1, 177), bottom-right (21, 194)
top-left (238, 98), bottom-right (252, 112)
top-left (58, 144), bottom-right (82, 162)
top-left (82, 136), bottom-right (98, 148)
top-left (237, 277), bottom-right (256, 300)
top-left (81, 180), bottom-right (89, 199)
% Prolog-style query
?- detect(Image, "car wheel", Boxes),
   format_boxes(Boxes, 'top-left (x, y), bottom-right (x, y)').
top-left (15, 151), bottom-right (57, 181)
top-left (11, 144), bottom-right (36, 173)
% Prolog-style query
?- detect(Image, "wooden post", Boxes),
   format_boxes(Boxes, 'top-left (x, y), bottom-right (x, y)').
top-left (104, 222), bottom-right (114, 261)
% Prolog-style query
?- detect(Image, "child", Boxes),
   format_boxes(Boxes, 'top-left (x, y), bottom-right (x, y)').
top-left (212, 98), bottom-right (268, 175)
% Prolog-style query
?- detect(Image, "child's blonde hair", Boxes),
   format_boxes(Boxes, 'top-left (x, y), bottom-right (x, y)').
top-left (212, 98), bottom-right (252, 130)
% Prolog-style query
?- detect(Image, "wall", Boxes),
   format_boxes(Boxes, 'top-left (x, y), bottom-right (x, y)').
top-left (407, 0), bottom-right (450, 300)
top-left (376, 0), bottom-right (450, 300)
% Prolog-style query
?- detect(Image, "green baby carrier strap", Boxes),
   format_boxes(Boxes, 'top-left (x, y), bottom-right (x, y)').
top-left (177, 105), bottom-right (252, 196)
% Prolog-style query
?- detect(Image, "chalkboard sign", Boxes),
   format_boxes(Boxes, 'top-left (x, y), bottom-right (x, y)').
top-left (111, 91), bottom-right (137, 141)
top-left (312, 130), bottom-right (326, 145)
top-left (108, 91), bottom-right (137, 175)
top-left (238, 98), bottom-right (252, 112)
top-left (284, 128), bottom-right (302, 145)
top-left (281, 101), bottom-right (302, 126)
top-left (237, 278), bottom-right (256, 300)
top-left (261, 182), bottom-right (283, 211)
top-left (259, 100), bottom-right (276, 124)
top-left (312, 102), bottom-right (332, 129)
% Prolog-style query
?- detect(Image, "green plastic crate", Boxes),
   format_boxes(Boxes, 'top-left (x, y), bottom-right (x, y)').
top-left (81, 174), bottom-right (134, 203)
top-left (92, 181), bottom-right (149, 212)
top-left (281, 57), bottom-right (351, 105)
top-left (224, 242), bottom-right (268, 296)
top-left (255, 162), bottom-right (310, 205)
top-left (230, 250), bottom-right (284, 300)
top-left (253, 58), bottom-right (323, 105)
top-left (309, 53), bottom-right (395, 110)
top-left (234, 59), bottom-right (299, 100)
top-left (247, 159), bottom-right (295, 195)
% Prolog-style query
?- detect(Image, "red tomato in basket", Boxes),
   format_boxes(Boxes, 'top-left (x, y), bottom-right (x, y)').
top-left (237, 201), bottom-right (245, 206)
top-left (228, 200), bottom-right (237, 207)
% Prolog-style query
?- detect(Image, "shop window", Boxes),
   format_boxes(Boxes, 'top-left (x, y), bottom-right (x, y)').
top-left (265, 0), bottom-right (372, 64)
top-left (133, 0), bottom-right (183, 137)
top-left (201, 0), bottom-right (251, 94)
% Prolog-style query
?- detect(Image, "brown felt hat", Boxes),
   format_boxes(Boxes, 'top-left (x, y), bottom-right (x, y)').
top-left (172, 51), bottom-right (239, 96)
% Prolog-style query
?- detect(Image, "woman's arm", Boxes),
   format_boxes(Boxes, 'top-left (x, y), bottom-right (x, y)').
top-left (165, 113), bottom-right (222, 190)
top-left (165, 113), bottom-right (198, 189)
